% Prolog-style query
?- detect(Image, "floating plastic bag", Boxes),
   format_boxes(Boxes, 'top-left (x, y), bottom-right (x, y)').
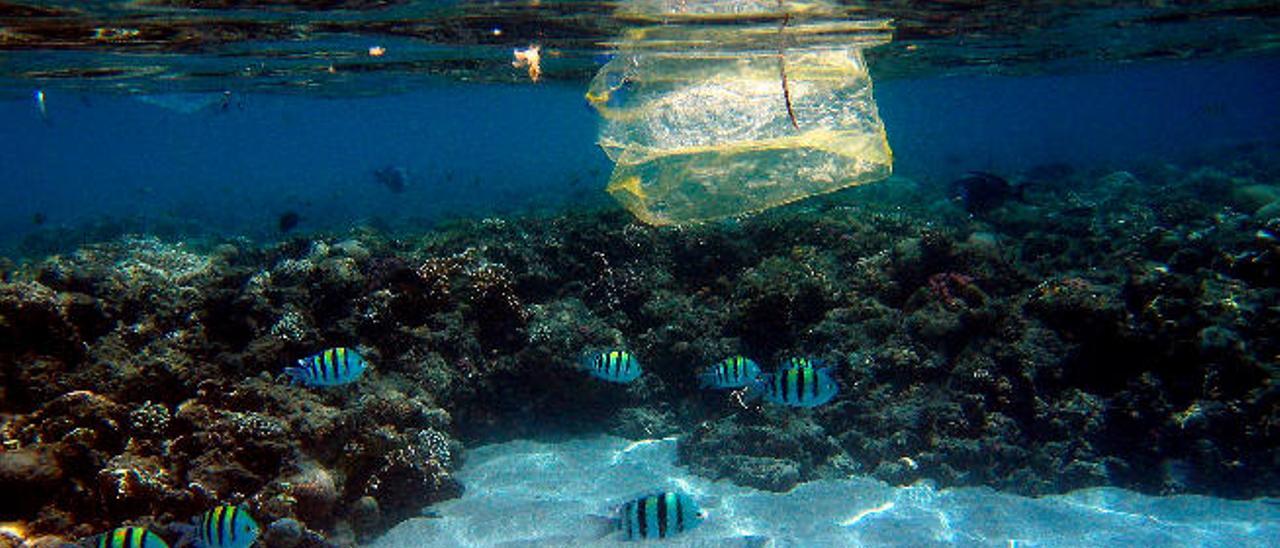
top-left (587, 1), bottom-right (894, 225)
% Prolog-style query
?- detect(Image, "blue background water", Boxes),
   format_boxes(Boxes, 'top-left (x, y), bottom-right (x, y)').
top-left (2, 56), bottom-right (1279, 256)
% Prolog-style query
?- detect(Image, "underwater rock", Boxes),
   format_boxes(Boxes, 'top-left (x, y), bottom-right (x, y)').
top-left (262, 517), bottom-right (307, 548)
top-left (349, 496), bottom-right (382, 540)
top-left (727, 456), bottom-right (802, 492)
top-left (0, 446), bottom-right (63, 517)
top-left (286, 460), bottom-right (339, 527)
top-left (733, 252), bottom-right (840, 354)
top-left (679, 414), bottom-right (841, 493)
top-left (1026, 276), bottom-right (1126, 340)
top-left (1255, 199), bottom-right (1280, 220)
top-left (0, 281), bottom-right (86, 371)
top-left (1229, 184), bottom-right (1280, 213)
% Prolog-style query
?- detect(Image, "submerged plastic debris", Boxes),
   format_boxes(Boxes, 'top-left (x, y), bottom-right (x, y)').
top-left (587, 0), bottom-right (894, 225)
top-left (513, 45), bottom-right (542, 82)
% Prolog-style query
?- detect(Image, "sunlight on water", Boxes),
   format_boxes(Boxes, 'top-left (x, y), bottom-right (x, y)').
top-left (374, 436), bottom-right (1280, 546)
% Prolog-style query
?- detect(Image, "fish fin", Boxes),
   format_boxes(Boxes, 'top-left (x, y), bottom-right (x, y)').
top-left (698, 369), bottom-right (719, 389)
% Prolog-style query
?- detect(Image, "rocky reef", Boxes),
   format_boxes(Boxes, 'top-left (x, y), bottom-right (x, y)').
top-left (0, 238), bottom-right (462, 546)
top-left (2, 144), bottom-right (1279, 545)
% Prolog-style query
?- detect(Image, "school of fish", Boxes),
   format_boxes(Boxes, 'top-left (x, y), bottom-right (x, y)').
top-left (90, 335), bottom-right (840, 543)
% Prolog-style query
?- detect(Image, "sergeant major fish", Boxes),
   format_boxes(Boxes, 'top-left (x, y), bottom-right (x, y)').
top-left (579, 350), bottom-right (642, 383)
top-left (750, 365), bottom-right (839, 408)
top-left (193, 505), bottom-right (258, 548)
top-left (285, 347), bottom-right (368, 386)
top-left (699, 356), bottom-right (760, 389)
top-left (615, 491), bottom-right (704, 541)
top-left (97, 526), bottom-right (168, 548)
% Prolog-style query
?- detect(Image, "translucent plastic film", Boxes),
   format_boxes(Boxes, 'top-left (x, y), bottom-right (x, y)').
top-left (587, 1), bottom-right (894, 225)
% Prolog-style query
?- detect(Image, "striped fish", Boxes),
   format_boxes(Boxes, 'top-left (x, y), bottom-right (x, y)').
top-left (284, 347), bottom-right (368, 386)
top-left (752, 366), bottom-right (839, 408)
top-left (698, 356), bottom-right (760, 389)
top-left (98, 527), bottom-right (168, 548)
top-left (617, 491), bottom-right (704, 541)
top-left (196, 505), bottom-right (259, 548)
top-left (579, 350), bottom-right (642, 383)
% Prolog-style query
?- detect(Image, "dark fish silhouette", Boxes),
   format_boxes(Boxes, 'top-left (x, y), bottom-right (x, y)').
top-left (278, 211), bottom-right (300, 233)
top-left (32, 212), bottom-right (47, 226)
top-left (372, 166), bottom-right (410, 194)
top-left (950, 171), bottom-right (1023, 213)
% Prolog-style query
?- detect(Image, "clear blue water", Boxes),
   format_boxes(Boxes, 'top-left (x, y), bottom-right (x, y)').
top-left (4, 57), bottom-right (1278, 255)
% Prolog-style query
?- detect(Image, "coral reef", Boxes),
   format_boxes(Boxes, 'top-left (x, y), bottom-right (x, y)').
top-left (0, 238), bottom-right (462, 545)
top-left (2, 145), bottom-right (1279, 544)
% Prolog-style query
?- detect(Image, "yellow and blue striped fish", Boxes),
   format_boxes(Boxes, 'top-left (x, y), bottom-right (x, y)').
top-left (285, 347), bottom-right (368, 386)
top-left (617, 491), bottom-right (704, 541)
top-left (698, 356), bottom-right (760, 389)
top-left (196, 505), bottom-right (259, 548)
top-left (579, 350), bottom-right (642, 383)
top-left (98, 527), bottom-right (168, 548)
top-left (751, 365), bottom-right (839, 408)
